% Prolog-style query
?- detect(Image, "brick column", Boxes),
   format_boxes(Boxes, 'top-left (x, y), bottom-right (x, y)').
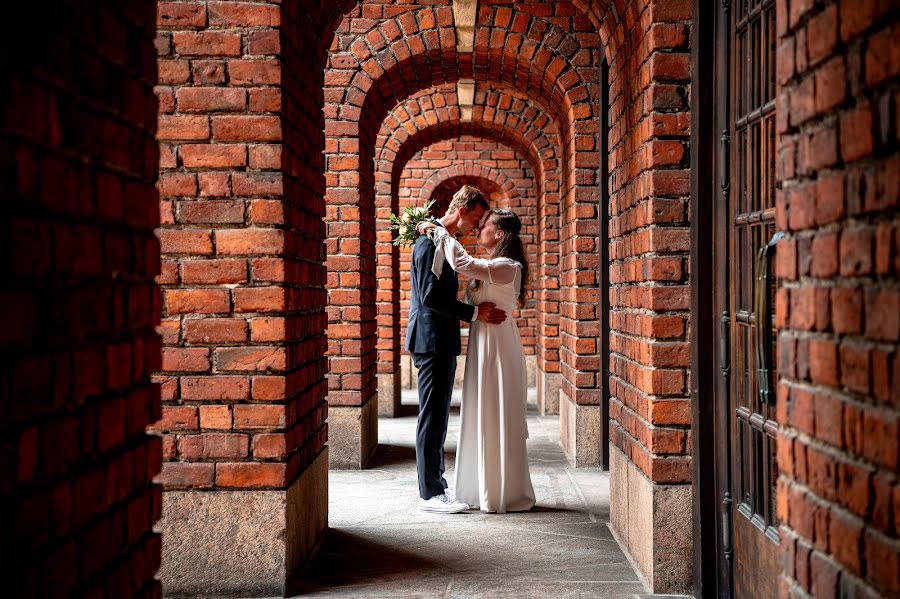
top-left (152, 2), bottom-right (331, 594)
top-left (322, 6), bottom-right (400, 468)
top-left (775, 2), bottom-right (900, 597)
top-left (537, 179), bottom-right (562, 415)
top-left (599, 0), bottom-right (695, 593)
top-left (3, 1), bottom-right (162, 596)
top-left (548, 31), bottom-right (604, 468)
top-left (374, 170), bottom-right (401, 417)
top-left (323, 117), bottom-right (379, 469)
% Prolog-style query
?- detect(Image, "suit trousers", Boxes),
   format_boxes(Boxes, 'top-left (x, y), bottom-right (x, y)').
top-left (412, 352), bottom-right (457, 500)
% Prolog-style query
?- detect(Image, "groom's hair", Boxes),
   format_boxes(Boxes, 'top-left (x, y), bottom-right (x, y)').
top-left (447, 185), bottom-right (489, 215)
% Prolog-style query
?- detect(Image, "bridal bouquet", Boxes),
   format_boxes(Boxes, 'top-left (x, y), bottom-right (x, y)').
top-left (389, 200), bottom-right (436, 248)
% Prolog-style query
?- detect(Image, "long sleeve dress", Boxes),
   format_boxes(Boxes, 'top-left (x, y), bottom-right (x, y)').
top-left (429, 228), bottom-right (535, 513)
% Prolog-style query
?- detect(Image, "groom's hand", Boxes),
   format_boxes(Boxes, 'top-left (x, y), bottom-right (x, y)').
top-left (476, 302), bottom-right (506, 324)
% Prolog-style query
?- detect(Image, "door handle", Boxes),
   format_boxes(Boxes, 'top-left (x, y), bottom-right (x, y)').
top-left (754, 231), bottom-right (783, 405)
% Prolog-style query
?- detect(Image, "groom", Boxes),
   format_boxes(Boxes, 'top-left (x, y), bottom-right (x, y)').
top-left (407, 186), bottom-right (506, 513)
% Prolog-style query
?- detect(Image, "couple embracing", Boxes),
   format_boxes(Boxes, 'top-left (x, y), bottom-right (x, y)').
top-left (406, 185), bottom-right (535, 514)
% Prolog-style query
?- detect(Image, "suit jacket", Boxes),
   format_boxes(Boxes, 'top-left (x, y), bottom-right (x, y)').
top-left (405, 224), bottom-right (475, 356)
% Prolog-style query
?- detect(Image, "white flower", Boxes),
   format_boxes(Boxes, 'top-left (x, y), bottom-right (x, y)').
top-left (401, 211), bottom-right (412, 223)
top-left (414, 207), bottom-right (425, 216)
top-left (399, 224), bottom-right (409, 236)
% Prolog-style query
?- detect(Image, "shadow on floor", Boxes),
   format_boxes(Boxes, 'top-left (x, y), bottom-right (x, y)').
top-left (392, 397), bottom-right (462, 417)
top-left (368, 444), bottom-right (459, 469)
top-left (295, 529), bottom-right (444, 595)
top-left (368, 443), bottom-right (417, 467)
top-left (526, 505), bottom-right (584, 515)
top-left (391, 403), bottom-right (419, 418)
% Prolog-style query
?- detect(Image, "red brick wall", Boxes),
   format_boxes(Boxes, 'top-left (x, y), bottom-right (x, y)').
top-left (603, 0), bottom-right (694, 480)
top-left (396, 138), bottom-right (540, 355)
top-left (560, 5), bottom-right (627, 416)
top-left (376, 83), bottom-right (561, 383)
top-left (423, 171), bottom-right (511, 211)
top-left (153, 1), bottom-right (332, 491)
top-left (150, 0), bottom-right (697, 485)
top-left (327, 3), bottom-right (601, 414)
top-left (323, 1), bottom-right (613, 465)
top-left (775, 1), bottom-right (900, 596)
top-left (3, 1), bottom-right (163, 596)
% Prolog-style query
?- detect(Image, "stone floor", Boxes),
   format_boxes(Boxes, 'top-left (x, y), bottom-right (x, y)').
top-left (293, 390), bottom-right (685, 599)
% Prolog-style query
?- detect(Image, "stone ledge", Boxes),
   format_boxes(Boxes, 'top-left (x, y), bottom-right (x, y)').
top-left (559, 389), bottom-right (601, 467)
top-left (536, 368), bottom-right (560, 415)
top-left (378, 369), bottom-right (401, 417)
top-left (158, 448), bottom-right (328, 598)
top-left (609, 444), bottom-right (693, 594)
top-left (328, 394), bottom-right (378, 469)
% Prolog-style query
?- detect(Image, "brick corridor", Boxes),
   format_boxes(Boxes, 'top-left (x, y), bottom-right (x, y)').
top-left (298, 391), bottom-right (673, 599)
top-left (6, 1), bottom-right (899, 596)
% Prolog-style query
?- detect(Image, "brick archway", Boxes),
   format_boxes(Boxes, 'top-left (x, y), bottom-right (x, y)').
top-left (150, 0), bottom-right (693, 592)
top-left (374, 89), bottom-right (561, 416)
top-left (15, 1), bottom-right (900, 597)
top-left (419, 166), bottom-right (519, 208)
top-left (324, 4), bottom-right (602, 469)
top-left (413, 165), bottom-right (539, 362)
top-left (337, 5), bottom-right (602, 192)
top-left (151, 0), bottom-right (697, 591)
top-left (370, 83), bottom-right (562, 417)
top-left (376, 85), bottom-right (560, 197)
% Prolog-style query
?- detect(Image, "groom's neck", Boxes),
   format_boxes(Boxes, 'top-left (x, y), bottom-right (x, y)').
top-left (439, 212), bottom-right (460, 236)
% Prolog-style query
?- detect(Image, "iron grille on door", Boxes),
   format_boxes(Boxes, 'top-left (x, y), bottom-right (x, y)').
top-left (730, 0), bottom-right (779, 541)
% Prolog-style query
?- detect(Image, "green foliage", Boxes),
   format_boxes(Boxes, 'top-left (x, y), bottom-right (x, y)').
top-left (389, 200), bottom-right (436, 248)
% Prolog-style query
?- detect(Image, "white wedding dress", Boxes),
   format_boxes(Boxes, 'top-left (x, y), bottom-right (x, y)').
top-left (430, 228), bottom-right (535, 513)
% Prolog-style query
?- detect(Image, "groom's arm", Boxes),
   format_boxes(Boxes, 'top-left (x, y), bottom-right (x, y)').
top-left (414, 237), bottom-right (477, 322)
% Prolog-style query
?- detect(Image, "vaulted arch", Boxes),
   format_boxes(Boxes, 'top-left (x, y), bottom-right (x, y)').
top-left (371, 83), bottom-right (560, 418)
top-left (323, 5), bottom-right (602, 468)
top-left (418, 165), bottom-right (519, 207)
top-left (376, 84), bottom-right (560, 197)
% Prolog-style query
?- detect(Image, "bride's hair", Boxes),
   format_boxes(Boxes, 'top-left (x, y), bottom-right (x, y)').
top-left (472, 209), bottom-right (529, 308)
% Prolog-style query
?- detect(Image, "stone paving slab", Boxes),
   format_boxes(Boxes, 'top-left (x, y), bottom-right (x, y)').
top-left (287, 391), bottom-right (688, 599)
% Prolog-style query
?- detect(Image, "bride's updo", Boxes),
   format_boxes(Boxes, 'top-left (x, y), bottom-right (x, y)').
top-left (487, 209), bottom-right (529, 308)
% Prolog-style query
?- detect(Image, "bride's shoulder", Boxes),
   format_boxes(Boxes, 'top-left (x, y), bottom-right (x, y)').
top-left (489, 256), bottom-right (521, 266)
top-left (502, 258), bottom-right (523, 270)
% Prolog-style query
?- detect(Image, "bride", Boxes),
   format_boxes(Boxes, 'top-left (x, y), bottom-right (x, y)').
top-left (418, 209), bottom-right (535, 513)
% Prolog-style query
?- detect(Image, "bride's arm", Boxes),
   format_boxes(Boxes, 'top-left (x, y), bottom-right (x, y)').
top-left (430, 227), bottom-right (520, 284)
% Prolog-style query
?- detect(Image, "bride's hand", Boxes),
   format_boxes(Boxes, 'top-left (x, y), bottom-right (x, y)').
top-left (417, 220), bottom-right (437, 235)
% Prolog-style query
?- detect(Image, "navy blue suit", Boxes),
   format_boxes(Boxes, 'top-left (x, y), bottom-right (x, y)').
top-left (407, 224), bottom-right (475, 499)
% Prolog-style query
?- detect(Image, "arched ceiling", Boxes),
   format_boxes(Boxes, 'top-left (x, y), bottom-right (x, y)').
top-left (325, 4), bottom-right (602, 174)
top-left (372, 82), bottom-right (561, 203)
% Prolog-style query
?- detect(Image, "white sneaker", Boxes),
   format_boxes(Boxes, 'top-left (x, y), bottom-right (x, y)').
top-left (419, 493), bottom-right (469, 513)
top-left (443, 489), bottom-right (473, 509)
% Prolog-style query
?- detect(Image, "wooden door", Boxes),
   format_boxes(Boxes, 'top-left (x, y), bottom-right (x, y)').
top-left (718, 0), bottom-right (781, 596)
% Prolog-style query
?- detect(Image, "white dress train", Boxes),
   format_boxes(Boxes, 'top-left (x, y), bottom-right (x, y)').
top-left (430, 228), bottom-right (535, 513)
